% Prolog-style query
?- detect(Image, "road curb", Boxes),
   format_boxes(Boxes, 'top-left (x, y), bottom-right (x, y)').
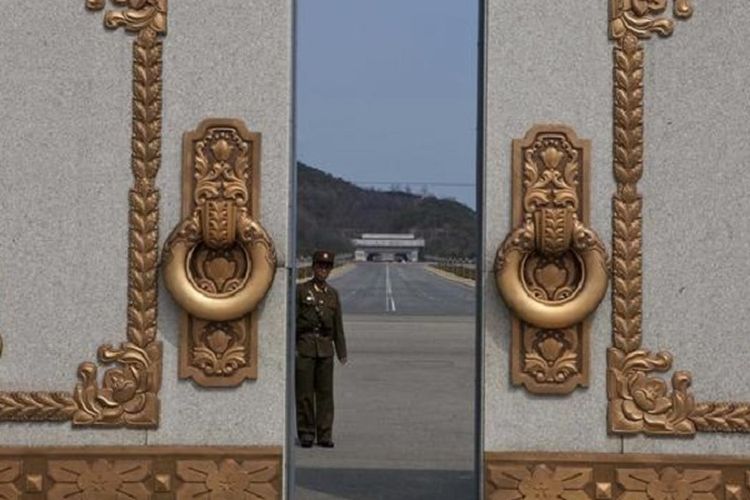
top-left (423, 264), bottom-right (476, 289)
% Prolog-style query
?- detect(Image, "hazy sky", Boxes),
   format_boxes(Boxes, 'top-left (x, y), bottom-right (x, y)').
top-left (296, 1), bottom-right (479, 208)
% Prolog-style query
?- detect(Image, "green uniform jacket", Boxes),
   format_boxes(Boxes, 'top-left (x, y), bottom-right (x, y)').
top-left (296, 280), bottom-right (347, 360)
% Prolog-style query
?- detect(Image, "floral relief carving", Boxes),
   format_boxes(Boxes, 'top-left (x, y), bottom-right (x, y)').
top-left (0, 449), bottom-right (283, 499)
top-left (485, 456), bottom-right (747, 500)
top-left (607, 348), bottom-right (695, 434)
top-left (616, 468), bottom-right (721, 500)
top-left (523, 328), bottom-right (580, 385)
top-left (610, 0), bottom-right (692, 39)
top-left (71, 4), bottom-right (165, 427)
top-left (607, 0), bottom-right (750, 435)
top-left (0, 1), bottom-right (166, 427)
top-left (163, 120), bottom-right (275, 387)
top-left (86, 0), bottom-right (166, 34)
top-left (192, 322), bottom-right (249, 376)
top-left (497, 126), bottom-right (606, 395)
top-left (486, 464), bottom-right (592, 500)
top-left (48, 459), bottom-right (151, 500)
top-left (176, 459), bottom-right (280, 500)
top-left (0, 461), bottom-right (21, 500)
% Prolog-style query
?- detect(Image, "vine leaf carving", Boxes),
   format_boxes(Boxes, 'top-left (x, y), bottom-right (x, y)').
top-left (0, 393), bottom-right (76, 422)
top-left (71, 13), bottom-right (164, 427)
top-left (608, 2), bottom-right (750, 434)
top-left (0, 1), bottom-right (165, 427)
top-left (691, 402), bottom-right (750, 433)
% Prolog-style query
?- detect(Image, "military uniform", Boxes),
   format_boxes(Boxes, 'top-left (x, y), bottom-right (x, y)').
top-left (295, 252), bottom-right (347, 446)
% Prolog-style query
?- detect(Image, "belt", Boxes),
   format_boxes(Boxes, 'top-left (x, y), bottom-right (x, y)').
top-left (299, 329), bottom-right (331, 338)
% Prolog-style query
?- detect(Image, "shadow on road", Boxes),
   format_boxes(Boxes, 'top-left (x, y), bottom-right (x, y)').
top-left (296, 467), bottom-right (475, 500)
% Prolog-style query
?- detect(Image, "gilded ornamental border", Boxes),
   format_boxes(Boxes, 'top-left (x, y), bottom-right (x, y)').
top-left (0, 446), bottom-right (281, 499)
top-left (607, 0), bottom-right (750, 434)
top-left (486, 451), bottom-right (750, 500)
top-left (0, 1), bottom-right (166, 427)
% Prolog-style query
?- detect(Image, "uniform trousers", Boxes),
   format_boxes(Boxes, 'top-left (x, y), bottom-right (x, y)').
top-left (295, 354), bottom-right (334, 442)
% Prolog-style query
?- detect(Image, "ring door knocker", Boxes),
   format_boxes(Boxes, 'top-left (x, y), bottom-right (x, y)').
top-left (495, 125), bottom-right (609, 394)
top-left (162, 118), bottom-right (276, 387)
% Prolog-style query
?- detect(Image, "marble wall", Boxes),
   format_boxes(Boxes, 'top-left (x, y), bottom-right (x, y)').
top-left (4, 0), bottom-right (750, 495)
top-left (0, 0), bottom-right (292, 449)
top-left (483, 0), bottom-right (750, 455)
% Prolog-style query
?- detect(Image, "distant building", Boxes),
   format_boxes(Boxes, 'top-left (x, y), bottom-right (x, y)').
top-left (352, 233), bottom-right (425, 262)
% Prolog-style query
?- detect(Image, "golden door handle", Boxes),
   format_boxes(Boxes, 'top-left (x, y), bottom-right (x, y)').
top-left (162, 209), bottom-right (276, 322)
top-left (162, 119), bottom-right (276, 324)
top-left (162, 118), bottom-right (274, 387)
top-left (498, 125), bottom-right (609, 394)
top-left (495, 212), bottom-right (608, 330)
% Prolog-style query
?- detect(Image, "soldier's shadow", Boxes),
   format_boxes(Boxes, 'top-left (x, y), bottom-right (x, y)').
top-left (295, 467), bottom-right (475, 500)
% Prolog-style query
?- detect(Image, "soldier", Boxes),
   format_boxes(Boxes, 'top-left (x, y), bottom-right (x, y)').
top-left (295, 250), bottom-right (347, 448)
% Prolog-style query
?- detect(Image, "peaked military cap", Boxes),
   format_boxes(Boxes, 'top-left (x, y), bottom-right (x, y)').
top-left (313, 250), bottom-right (335, 265)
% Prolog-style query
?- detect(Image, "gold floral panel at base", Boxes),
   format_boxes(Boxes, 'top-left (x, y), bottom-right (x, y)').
top-left (485, 452), bottom-right (750, 500)
top-left (0, 446), bottom-right (281, 499)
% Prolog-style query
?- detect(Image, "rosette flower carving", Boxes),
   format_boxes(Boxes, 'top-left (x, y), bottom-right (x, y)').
top-left (176, 459), bottom-right (279, 500)
top-left (608, 348), bottom-right (695, 434)
top-left (48, 459), bottom-right (151, 500)
top-left (617, 467), bottom-right (720, 500)
top-left (0, 462), bottom-right (20, 499)
top-left (486, 464), bottom-right (592, 500)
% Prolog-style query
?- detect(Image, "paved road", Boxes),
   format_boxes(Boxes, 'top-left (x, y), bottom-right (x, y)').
top-left (295, 263), bottom-right (477, 500)
top-left (332, 263), bottom-right (475, 316)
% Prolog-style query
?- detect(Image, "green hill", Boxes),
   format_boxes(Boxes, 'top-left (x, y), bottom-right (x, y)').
top-left (297, 162), bottom-right (476, 259)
